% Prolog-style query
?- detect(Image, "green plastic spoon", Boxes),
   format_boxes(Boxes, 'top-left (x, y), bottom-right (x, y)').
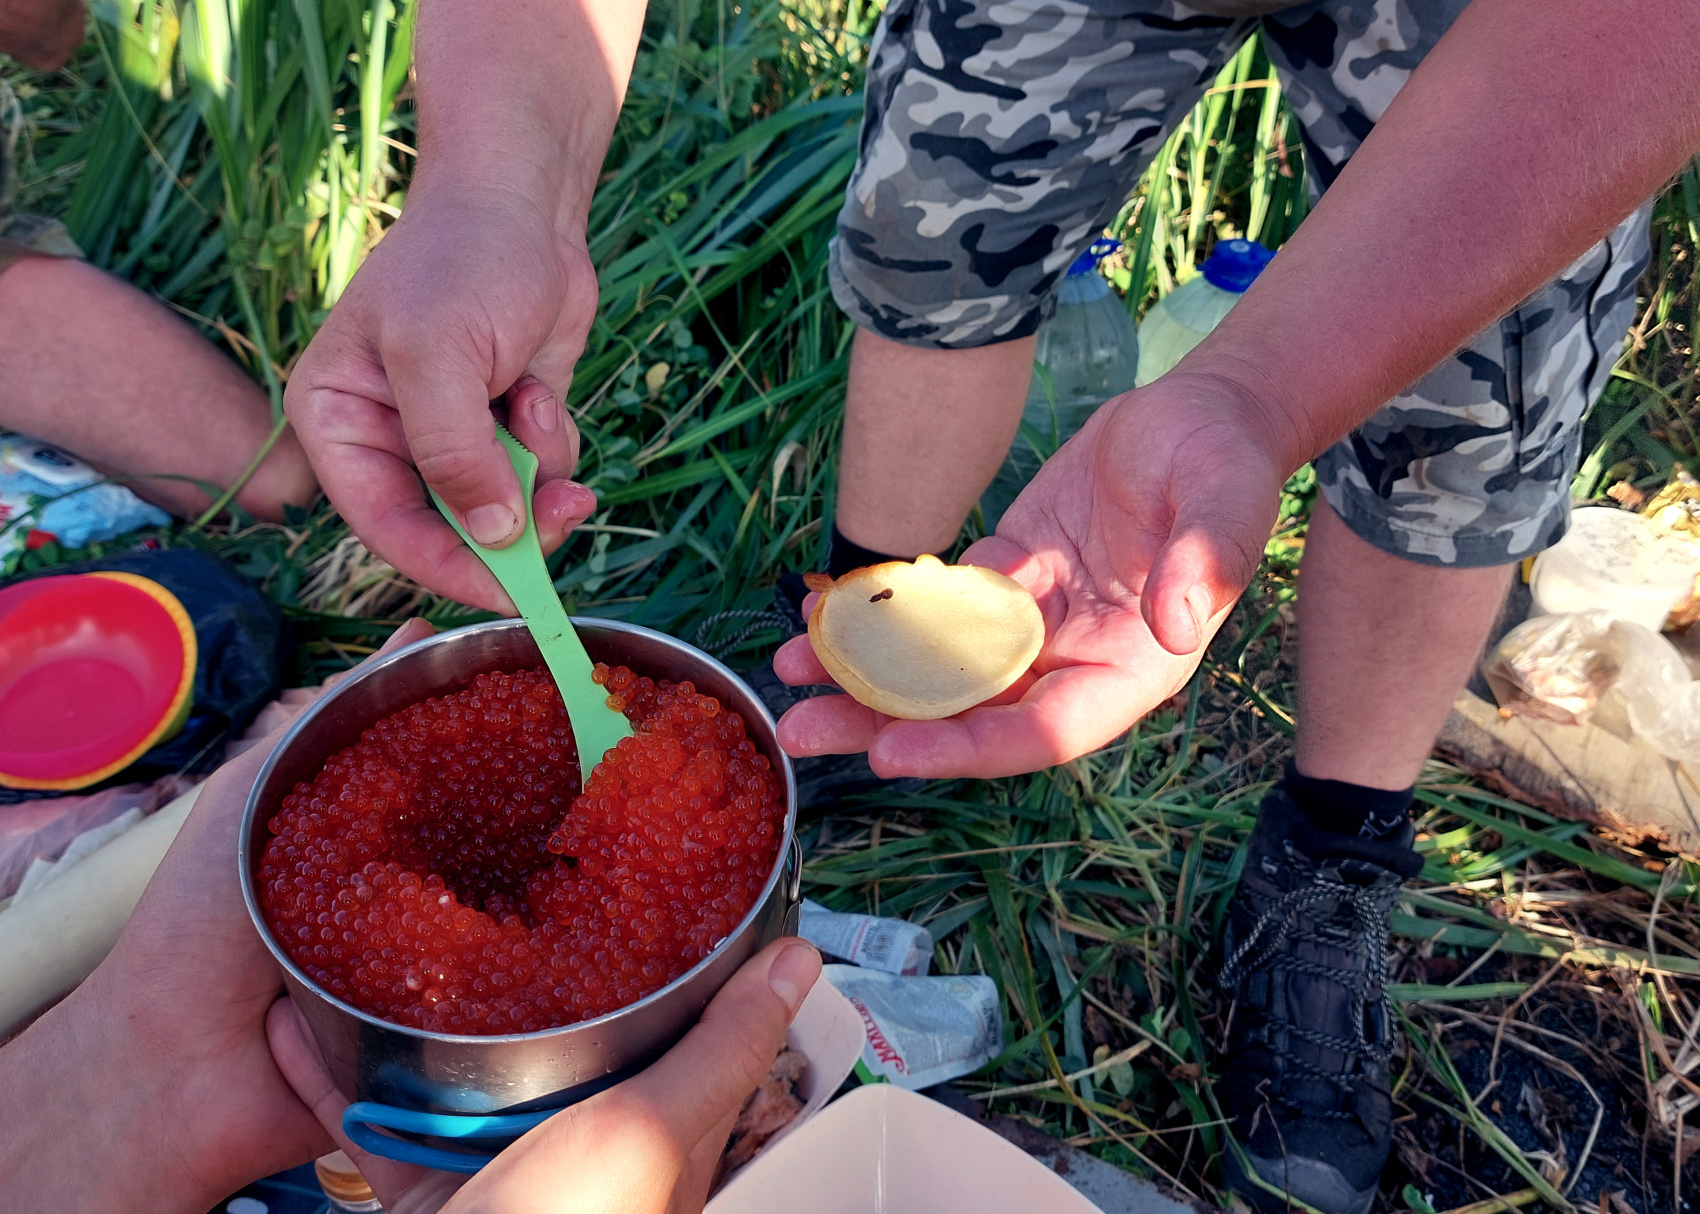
top-left (430, 425), bottom-right (633, 768)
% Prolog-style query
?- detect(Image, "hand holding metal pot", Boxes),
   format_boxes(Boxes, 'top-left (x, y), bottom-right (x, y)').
top-left (238, 617), bottom-right (803, 1164)
top-left (0, 617), bottom-right (816, 1214)
top-left (269, 936), bottom-right (821, 1214)
top-left (248, 614), bottom-right (820, 1211)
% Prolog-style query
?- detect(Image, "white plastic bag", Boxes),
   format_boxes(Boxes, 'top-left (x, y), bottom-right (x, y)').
top-left (1481, 611), bottom-right (1700, 761)
top-left (0, 433), bottom-right (169, 562)
top-left (1482, 611), bottom-right (1620, 724)
top-left (1604, 620), bottom-right (1700, 762)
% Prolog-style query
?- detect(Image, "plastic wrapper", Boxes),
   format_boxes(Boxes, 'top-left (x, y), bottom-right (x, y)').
top-left (1483, 611), bottom-right (1700, 761)
top-left (0, 775), bottom-right (189, 900)
top-left (14, 807), bottom-right (145, 899)
top-left (0, 433), bottom-right (168, 563)
top-left (1606, 619), bottom-right (1700, 762)
top-left (0, 784), bottom-right (201, 1038)
top-left (1529, 507), bottom-right (1699, 632)
top-left (823, 964), bottom-right (1003, 1090)
top-left (1482, 612), bottom-right (1619, 725)
top-left (798, 899), bottom-right (933, 975)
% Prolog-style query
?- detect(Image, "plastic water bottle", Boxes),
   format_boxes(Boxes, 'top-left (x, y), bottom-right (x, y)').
top-left (1134, 238), bottom-right (1274, 387)
top-left (981, 238), bottom-right (1140, 529)
top-left (315, 1151), bottom-right (386, 1212)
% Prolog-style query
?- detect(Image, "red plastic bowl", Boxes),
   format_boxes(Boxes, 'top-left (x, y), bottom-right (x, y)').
top-left (0, 572), bottom-right (196, 791)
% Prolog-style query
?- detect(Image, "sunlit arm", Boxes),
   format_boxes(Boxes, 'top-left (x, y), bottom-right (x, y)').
top-left (1183, 0), bottom-right (1700, 471)
top-left (412, 0), bottom-right (648, 235)
top-left (282, 0), bottom-right (647, 612)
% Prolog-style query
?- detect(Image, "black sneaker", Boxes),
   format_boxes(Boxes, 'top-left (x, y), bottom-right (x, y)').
top-left (696, 574), bottom-right (921, 818)
top-left (1217, 787), bottom-right (1422, 1214)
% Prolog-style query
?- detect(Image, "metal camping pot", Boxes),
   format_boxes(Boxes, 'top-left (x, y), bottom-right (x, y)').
top-left (238, 618), bottom-right (799, 1167)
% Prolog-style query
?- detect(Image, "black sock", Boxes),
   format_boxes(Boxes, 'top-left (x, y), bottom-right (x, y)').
top-left (1282, 766), bottom-right (1414, 841)
top-left (825, 524), bottom-right (933, 579)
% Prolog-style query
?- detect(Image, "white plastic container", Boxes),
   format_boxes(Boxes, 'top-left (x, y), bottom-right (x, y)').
top-left (1530, 506), bottom-right (1700, 631)
top-left (707, 1083), bottom-right (1102, 1214)
top-left (1134, 238), bottom-right (1273, 386)
top-left (980, 238), bottom-right (1139, 529)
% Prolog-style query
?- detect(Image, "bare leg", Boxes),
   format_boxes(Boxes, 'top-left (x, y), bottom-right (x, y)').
top-left (834, 327), bottom-right (1033, 556)
top-left (1294, 497), bottom-right (1511, 789)
top-left (0, 257), bottom-right (317, 521)
top-left (0, 0), bottom-right (83, 70)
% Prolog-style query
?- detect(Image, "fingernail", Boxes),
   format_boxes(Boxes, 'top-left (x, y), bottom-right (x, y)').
top-left (530, 391), bottom-right (560, 434)
top-left (767, 940), bottom-right (820, 1015)
top-left (466, 503), bottom-right (519, 546)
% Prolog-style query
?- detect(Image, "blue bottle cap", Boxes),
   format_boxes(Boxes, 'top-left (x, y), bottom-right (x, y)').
top-left (1066, 236), bottom-right (1124, 276)
top-left (1200, 238), bottom-right (1274, 292)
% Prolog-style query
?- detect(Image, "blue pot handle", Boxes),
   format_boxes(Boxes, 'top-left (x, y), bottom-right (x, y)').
top-left (343, 1101), bottom-right (561, 1173)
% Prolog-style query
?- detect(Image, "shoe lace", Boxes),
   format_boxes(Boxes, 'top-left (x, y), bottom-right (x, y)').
top-left (692, 609), bottom-right (793, 659)
top-left (1219, 849), bottom-right (1399, 1114)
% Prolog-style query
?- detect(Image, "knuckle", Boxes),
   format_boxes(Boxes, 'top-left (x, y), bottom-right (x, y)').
top-left (412, 443), bottom-right (493, 495)
top-left (555, 1095), bottom-right (674, 1168)
top-left (720, 1028), bottom-right (783, 1093)
top-left (379, 303), bottom-right (487, 373)
top-left (561, 293), bottom-right (597, 349)
top-left (281, 378), bottom-right (309, 422)
top-left (379, 320), bottom-right (456, 374)
top-left (560, 258), bottom-right (600, 343)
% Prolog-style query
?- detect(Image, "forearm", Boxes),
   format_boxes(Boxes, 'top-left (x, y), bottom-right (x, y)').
top-left (412, 0), bottom-right (648, 228)
top-left (1186, 0), bottom-right (1700, 469)
top-left (0, 973), bottom-right (206, 1213)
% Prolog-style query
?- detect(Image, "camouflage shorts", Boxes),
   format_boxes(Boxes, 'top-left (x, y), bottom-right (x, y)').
top-left (828, 0), bottom-right (1652, 566)
top-left (0, 80), bottom-right (80, 277)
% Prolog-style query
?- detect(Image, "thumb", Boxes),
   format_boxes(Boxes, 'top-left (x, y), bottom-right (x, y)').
top-left (620, 938), bottom-right (821, 1151)
top-left (1141, 492), bottom-right (1271, 656)
top-left (387, 347), bottom-right (526, 549)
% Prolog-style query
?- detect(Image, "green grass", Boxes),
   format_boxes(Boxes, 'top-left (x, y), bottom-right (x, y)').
top-left (5, 1), bottom-right (1700, 1207)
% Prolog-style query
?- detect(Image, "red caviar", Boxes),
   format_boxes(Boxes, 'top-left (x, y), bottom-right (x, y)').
top-left (258, 663), bottom-right (783, 1035)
